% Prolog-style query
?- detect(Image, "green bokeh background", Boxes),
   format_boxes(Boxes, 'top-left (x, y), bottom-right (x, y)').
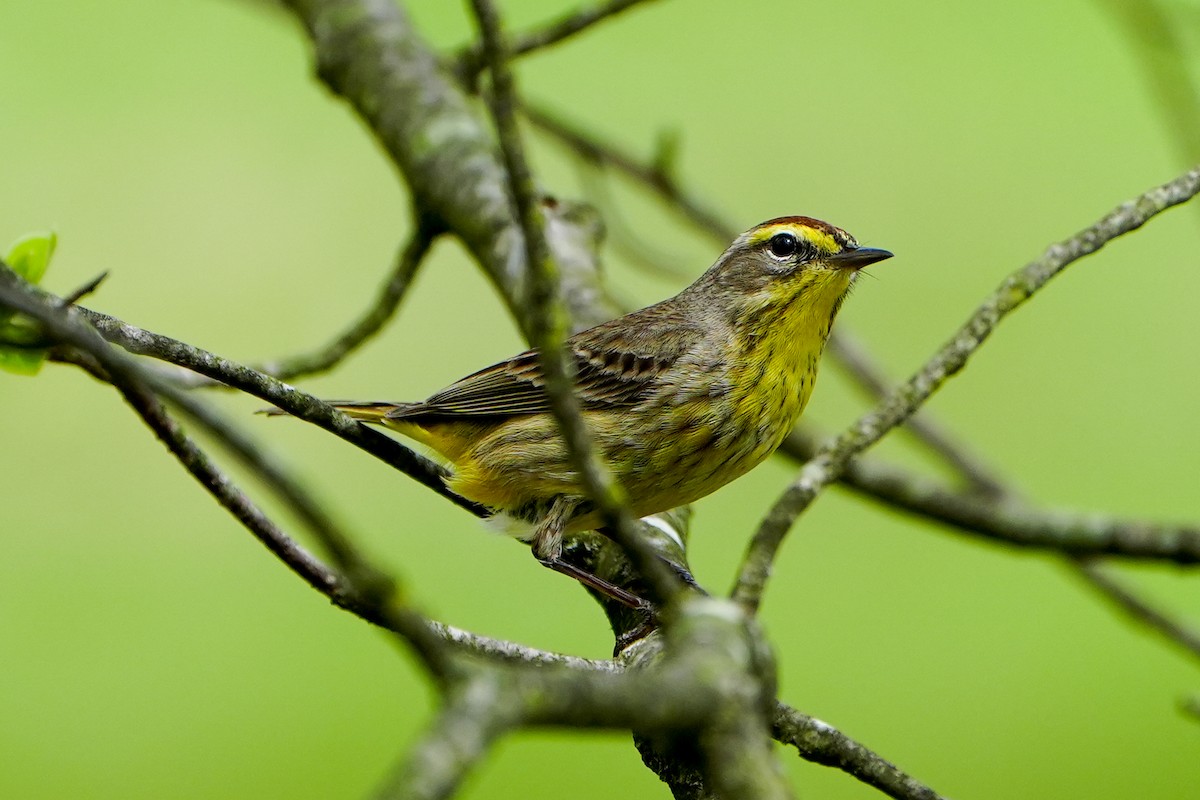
top-left (2, 1), bottom-right (1198, 797)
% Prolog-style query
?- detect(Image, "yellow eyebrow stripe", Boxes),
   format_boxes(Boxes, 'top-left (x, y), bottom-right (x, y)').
top-left (746, 223), bottom-right (839, 254)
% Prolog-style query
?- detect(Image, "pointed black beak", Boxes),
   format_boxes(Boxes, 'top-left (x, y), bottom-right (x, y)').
top-left (828, 246), bottom-right (893, 270)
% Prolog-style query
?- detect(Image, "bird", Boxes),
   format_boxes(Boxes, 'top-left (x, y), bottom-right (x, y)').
top-left (288, 217), bottom-right (890, 601)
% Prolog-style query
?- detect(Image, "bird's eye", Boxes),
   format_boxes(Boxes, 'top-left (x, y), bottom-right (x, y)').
top-left (767, 232), bottom-right (798, 260)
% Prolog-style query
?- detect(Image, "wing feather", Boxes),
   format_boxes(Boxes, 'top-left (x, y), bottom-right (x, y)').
top-left (387, 303), bottom-right (703, 422)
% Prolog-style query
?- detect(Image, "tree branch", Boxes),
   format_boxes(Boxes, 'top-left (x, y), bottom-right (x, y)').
top-left (456, 0), bottom-right (660, 82)
top-left (180, 222), bottom-right (437, 387)
top-left (772, 704), bottom-right (947, 800)
top-left (779, 431), bottom-right (1200, 564)
top-left (68, 303), bottom-right (485, 516)
top-left (280, 0), bottom-right (595, 318)
top-left (524, 101), bottom-right (737, 242)
top-left (619, 601), bottom-right (789, 800)
top-left (0, 262), bottom-right (457, 680)
top-left (824, 332), bottom-right (1006, 497)
top-left (429, 621), bottom-right (622, 671)
top-left (52, 347), bottom-right (347, 604)
top-left (386, 611), bottom-right (790, 800)
top-left (1072, 558), bottom-right (1200, 663)
top-left (732, 164), bottom-right (1200, 611)
top-left (468, 0), bottom-right (682, 605)
top-left (18, 271), bottom-right (640, 681)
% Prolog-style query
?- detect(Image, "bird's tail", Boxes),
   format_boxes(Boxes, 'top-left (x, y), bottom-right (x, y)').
top-left (259, 400), bottom-right (418, 424)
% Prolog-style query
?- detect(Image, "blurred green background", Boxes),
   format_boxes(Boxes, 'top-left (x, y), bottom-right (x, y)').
top-left (2, 1), bottom-right (1198, 797)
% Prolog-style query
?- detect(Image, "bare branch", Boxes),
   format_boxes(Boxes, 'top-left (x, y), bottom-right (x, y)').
top-left (1072, 558), bottom-right (1200, 663)
top-left (780, 431), bottom-right (1200, 564)
top-left (468, 0), bottom-right (683, 604)
top-left (279, 0), bottom-right (567, 313)
top-left (180, 223), bottom-right (437, 387)
top-left (399, 599), bottom-right (788, 798)
top-left (283, 0), bottom-right (518, 283)
top-left (733, 164), bottom-right (1200, 611)
top-left (525, 101), bottom-right (737, 242)
top-left (52, 347), bottom-right (345, 602)
top-left (66, 303), bottom-right (485, 516)
top-left (620, 600), bottom-right (790, 800)
top-left (825, 332), bottom-right (1006, 497)
top-left (702, 702), bottom-right (790, 800)
top-left (429, 621), bottom-right (622, 671)
top-left (379, 641), bottom-right (772, 799)
top-left (772, 704), bottom-right (947, 800)
top-left (456, 0), bottom-right (660, 82)
top-left (0, 263), bottom-right (457, 679)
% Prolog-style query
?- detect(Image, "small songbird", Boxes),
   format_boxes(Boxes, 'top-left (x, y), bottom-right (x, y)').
top-left (298, 217), bottom-right (890, 595)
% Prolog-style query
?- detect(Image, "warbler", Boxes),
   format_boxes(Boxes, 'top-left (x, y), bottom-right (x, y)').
top-left (311, 217), bottom-right (890, 571)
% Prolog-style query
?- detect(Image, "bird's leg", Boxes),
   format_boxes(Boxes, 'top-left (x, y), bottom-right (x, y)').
top-left (530, 495), bottom-right (574, 565)
top-left (595, 525), bottom-right (707, 595)
top-left (533, 497), bottom-right (652, 613)
top-left (541, 558), bottom-right (651, 612)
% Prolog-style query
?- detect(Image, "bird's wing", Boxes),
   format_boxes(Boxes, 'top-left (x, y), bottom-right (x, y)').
top-left (389, 304), bottom-right (704, 420)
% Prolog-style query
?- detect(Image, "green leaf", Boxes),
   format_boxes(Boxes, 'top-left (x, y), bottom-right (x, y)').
top-left (0, 231), bottom-right (58, 376)
top-left (7, 231), bottom-right (57, 284)
top-left (0, 345), bottom-right (48, 376)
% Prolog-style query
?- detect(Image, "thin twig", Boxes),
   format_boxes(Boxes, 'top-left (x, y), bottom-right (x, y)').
top-left (51, 347), bottom-right (346, 599)
top-left (62, 336), bottom-right (634, 674)
top-left (772, 703), bottom-right (948, 800)
top-left (0, 263), bottom-right (457, 680)
top-left (576, 165), bottom-right (700, 282)
top-left (180, 224), bottom-right (437, 387)
top-left (1072, 558), bottom-right (1200, 663)
top-left (61, 271), bottom-right (109, 305)
top-left (525, 101), bottom-right (737, 241)
top-left (824, 332), bottom-right (1006, 497)
top-left (784, 424), bottom-right (1200, 670)
top-left (456, 0), bottom-right (659, 83)
top-left (469, 0), bottom-right (682, 604)
top-left (282, 0), bottom-right (533, 310)
top-left (66, 303), bottom-right (485, 517)
top-left (429, 621), bottom-right (623, 671)
top-left (732, 164), bottom-right (1200, 611)
top-left (779, 431), bottom-right (1200, 564)
top-left (66, 341), bottom-right (610, 671)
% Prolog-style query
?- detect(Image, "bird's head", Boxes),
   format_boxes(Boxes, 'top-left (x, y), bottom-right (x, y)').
top-left (688, 216), bottom-right (893, 328)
